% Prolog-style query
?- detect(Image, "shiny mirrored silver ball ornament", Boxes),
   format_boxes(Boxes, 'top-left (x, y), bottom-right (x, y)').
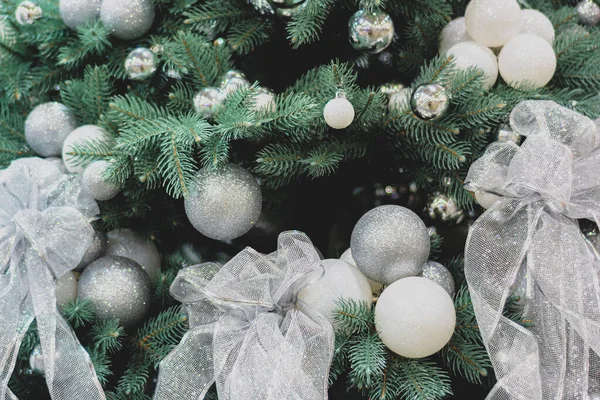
top-left (220, 70), bottom-right (250, 95)
top-left (577, 0), bottom-right (600, 26)
top-left (426, 192), bottom-right (464, 223)
top-left (59, 0), bottom-right (101, 29)
top-left (16, 1), bottom-right (42, 25)
top-left (410, 83), bottom-right (450, 120)
top-left (125, 47), bottom-right (157, 81)
top-left (495, 123), bottom-right (521, 144)
top-left (25, 102), bottom-right (78, 157)
top-left (421, 261), bottom-right (455, 297)
top-left (194, 87), bottom-right (225, 119)
top-left (348, 9), bottom-right (395, 54)
top-left (29, 345), bottom-right (45, 374)
top-left (100, 0), bottom-right (155, 40)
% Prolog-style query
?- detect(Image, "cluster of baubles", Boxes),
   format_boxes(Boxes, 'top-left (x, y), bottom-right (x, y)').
top-left (299, 205), bottom-right (457, 359)
top-left (440, 0), bottom-right (556, 89)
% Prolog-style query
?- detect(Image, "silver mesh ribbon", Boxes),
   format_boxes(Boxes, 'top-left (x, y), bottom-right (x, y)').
top-left (154, 231), bottom-right (334, 400)
top-left (465, 101), bottom-right (600, 399)
top-left (0, 158), bottom-right (105, 400)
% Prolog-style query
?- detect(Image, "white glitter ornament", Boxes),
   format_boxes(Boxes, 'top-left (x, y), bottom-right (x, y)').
top-left (125, 47), bottom-right (157, 81)
top-left (55, 270), bottom-right (78, 306)
top-left (298, 259), bottom-right (372, 327)
top-left (105, 228), bottom-right (161, 280)
top-left (184, 164), bottom-right (262, 241)
top-left (220, 70), bottom-right (250, 95)
top-left (498, 34), bottom-right (556, 89)
top-left (59, 0), bottom-right (101, 29)
top-left (519, 9), bottom-right (554, 44)
top-left (62, 125), bottom-right (110, 173)
top-left (348, 9), bottom-right (395, 54)
top-left (76, 229), bottom-right (107, 270)
top-left (375, 277), bottom-right (456, 358)
top-left (439, 17), bottom-right (472, 55)
top-left (340, 248), bottom-right (384, 294)
top-left (323, 96), bottom-right (355, 129)
top-left (577, 0), bottom-right (600, 26)
top-left (350, 205), bottom-right (430, 285)
top-left (194, 87), bottom-right (225, 119)
top-left (421, 261), bottom-right (455, 297)
top-left (25, 102), bottom-right (78, 157)
top-left (15, 1), bottom-right (42, 25)
top-left (82, 160), bottom-right (120, 201)
top-left (251, 87), bottom-right (276, 112)
top-left (465, 0), bottom-right (521, 47)
top-left (100, 0), bottom-right (155, 40)
top-left (446, 41), bottom-right (498, 89)
top-left (77, 256), bottom-right (151, 327)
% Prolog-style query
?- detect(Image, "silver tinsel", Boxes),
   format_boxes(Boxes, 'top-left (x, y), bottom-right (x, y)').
top-left (25, 102), bottom-right (78, 157)
top-left (78, 256), bottom-right (151, 327)
top-left (29, 345), bottom-right (45, 374)
top-left (577, 0), bottom-right (600, 26)
top-left (194, 87), bottom-right (225, 119)
top-left (124, 47), bottom-right (157, 81)
top-left (410, 83), bottom-right (450, 120)
top-left (105, 229), bottom-right (161, 280)
top-left (76, 229), bottom-right (107, 270)
top-left (350, 205), bottom-right (430, 285)
top-left (220, 70), bottom-right (250, 95)
top-left (421, 261), bottom-right (455, 297)
top-left (427, 192), bottom-right (464, 223)
top-left (496, 123), bottom-right (522, 144)
top-left (184, 164), bottom-right (262, 241)
top-left (82, 160), bottom-right (120, 201)
top-left (15, 1), bottom-right (42, 25)
top-left (100, 0), bottom-right (154, 40)
top-left (59, 0), bottom-right (101, 29)
top-left (348, 9), bottom-right (395, 54)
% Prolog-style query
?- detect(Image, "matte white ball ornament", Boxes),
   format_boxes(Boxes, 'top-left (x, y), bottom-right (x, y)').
top-left (324, 97), bottom-right (355, 129)
top-left (340, 248), bottom-right (384, 294)
top-left (498, 34), bottom-right (556, 88)
top-left (519, 9), bottom-right (554, 44)
top-left (62, 125), bottom-right (110, 173)
top-left (439, 17), bottom-right (472, 55)
top-left (375, 277), bottom-right (456, 358)
top-left (465, 0), bottom-right (521, 47)
top-left (447, 41), bottom-right (498, 89)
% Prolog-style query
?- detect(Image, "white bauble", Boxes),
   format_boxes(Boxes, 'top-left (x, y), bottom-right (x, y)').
top-left (439, 17), bottom-right (472, 55)
top-left (323, 97), bottom-right (355, 129)
top-left (105, 229), bottom-right (161, 280)
top-left (498, 34), bottom-right (556, 89)
top-left (82, 160), bottom-right (120, 201)
top-left (298, 259), bottom-right (372, 327)
top-left (100, 0), bottom-right (154, 40)
top-left (62, 125), bottom-right (110, 173)
top-left (60, 0), bottom-right (101, 29)
top-left (55, 271), bottom-right (78, 306)
top-left (388, 88), bottom-right (412, 112)
top-left (446, 41), bottom-right (498, 89)
top-left (340, 248), bottom-right (384, 294)
top-left (520, 9), bottom-right (554, 44)
top-left (465, 0), bottom-right (521, 47)
top-left (25, 102), bottom-right (78, 157)
top-left (375, 277), bottom-right (456, 358)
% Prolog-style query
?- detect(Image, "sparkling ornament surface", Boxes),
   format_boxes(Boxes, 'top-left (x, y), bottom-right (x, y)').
top-left (62, 125), bottom-right (109, 173)
top-left (82, 160), bottom-right (120, 201)
top-left (29, 345), bottom-right (45, 374)
top-left (348, 9), bottom-right (395, 54)
top-left (465, 0), bottom-right (521, 47)
top-left (100, 0), bottom-right (155, 40)
top-left (125, 47), bottom-right (157, 81)
top-left (78, 256), bottom-right (151, 327)
top-left (350, 205), bottom-right (430, 285)
top-left (15, 1), bottom-right (42, 25)
top-left (105, 228), bottom-right (161, 280)
top-left (439, 17), bottom-right (472, 55)
top-left (496, 123), bottom-right (522, 144)
top-left (194, 87), bottom-right (225, 119)
top-left (220, 70), bottom-right (250, 95)
top-left (55, 270), bottom-right (78, 306)
top-left (251, 87), bottom-right (276, 112)
top-left (323, 97), bottom-right (355, 129)
top-left (498, 34), bottom-right (556, 89)
top-left (375, 277), bottom-right (456, 358)
top-left (520, 9), bottom-right (554, 44)
top-left (25, 102), bottom-right (78, 157)
top-left (298, 259), bottom-right (372, 327)
top-left (340, 248), bottom-right (384, 294)
top-left (421, 261), bottom-right (455, 297)
top-left (577, 0), bottom-right (600, 26)
top-left (76, 229), bottom-right (107, 270)
top-left (410, 83), bottom-right (450, 120)
top-left (427, 193), bottom-right (464, 223)
top-left (447, 41), bottom-right (498, 89)
top-left (184, 164), bottom-right (262, 241)
top-left (59, 0), bottom-right (101, 29)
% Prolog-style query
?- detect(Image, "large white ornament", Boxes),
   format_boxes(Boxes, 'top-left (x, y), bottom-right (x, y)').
top-left (59, 0), bottom-right (101, 29)
top-left (447, 41), bottom-right (498, 89)
top-left (105, 228), bottom-right (161, 280)
top-left (82, 160), bottom-right (120, 201)
top-left (375, 277), bottom-right (456, 358)
top-left (25, 102), bottom-right (78, 157)
top-left (62, 125), bottom-right (110, 173)
top-left (340, 248), bottom-right (384, 294)
top-left (323, 97), bottom-right (355, 129)
top-left (498, 34), bottom-right (556, 89)
top-left (439, 17), bottom-right (472, 55)
top-left (298, 259), bottom-right (372, 327)
top-left (55, 271), bottom-right (78, 306)
top-left (465, 0), bottom-right (521, 47)
top-left (519, 9), bottom-right (554, 44)
top-left (100, 0), bottom-right (155, 40)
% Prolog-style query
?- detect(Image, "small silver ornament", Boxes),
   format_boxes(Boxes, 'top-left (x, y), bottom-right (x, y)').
top-left (105, 228), bottom-right (161, 280)
top-left (59, 0), bottom-right (101, 29)
top-left (76, 229), bottom-right (107, 270)
top-left (82, 160), bottom-right (120, 201)
top-left (25, 102), bottom-right (78, 157)
top-left (220, 70), bottom-right (250, 95)
top-left (29, 345), bottom-right (45, 374)
top-left (348, 9), bottom-right (395, 54)
top-left (194, 87), bottom-right (225, 119)
top-left (184, 164), bottom-right (262, 241)
top-left (421, 261), bottom-right (455, 297)
top-left (426, 192), bottom-right (464, 223)
top-left (78, 256), bottom-right (152, 327)
top-left (410, 83), bottom-right (450, 120)
top-left (496, 123), bottom-right (521, 144)
top-left (100, 0), bottom-right (155, 40)
top-left (15, 1), bottom-right (42, 25)
top-left (125, 47), bottom-right (157, 81)
top-left (577, 0), bottom-right (600, 26)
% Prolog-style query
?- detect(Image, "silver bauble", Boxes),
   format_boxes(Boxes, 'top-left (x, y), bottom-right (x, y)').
top-left (577, 0), bottom-right (600, 26)
top-left (348, 9), bottom-right (395, 54)
top-left (184, 164), bottom-right (262, 241)
top-left (25, 102), bottom-right (78, 157)
top-left (15, 1), bottom-right (42, 25)
top-left (59, 0), bottom-right (101, 29)
top-left (350, 205), bottom-right (430, 285)
top-left (421, 261), bottom-right (455, 297)
top-left (62, 125), bottom-right (110, 173)
top-left (410, 83), bottom-right (450, 120)
top-left (100, 0), bottom-right (154, 40)
top-left (426, 192), bottom-right (464, 223)
top-left (105, 228), bottom-right (161, 280)
top-left (220, 70), bottom-right (250, 95)
top-left (77, 256), bottom-right (152, 327)
top-left (194, 87), bottom-right (225, 119)
top-left (29, 345), bottom-right (45, 374)
top-left (82, 160), bottom-right (120, 201)
top-left (76, 229), bottom-right (107, 270)
top-left (125, 47), bottom-right (157, 81)
top-left (495, 123), bottom-right (521, 144)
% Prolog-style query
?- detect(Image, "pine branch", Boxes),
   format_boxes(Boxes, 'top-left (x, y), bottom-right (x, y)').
top-left (60, 299), bottom-right (95, 328)
top-left (90, 319), bottom-right (125, 354)
top-left (135, 306), bottom-right (188, 365)
top-left (334, 299), bottom-right (375, 334)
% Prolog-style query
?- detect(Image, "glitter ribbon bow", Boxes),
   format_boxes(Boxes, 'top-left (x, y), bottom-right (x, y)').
top-left (465, 101), bottom-right (600, 399)
top-left (0, 158), bottom-right (105, 400)
top-left (154, 231), bottom-right (334, 400)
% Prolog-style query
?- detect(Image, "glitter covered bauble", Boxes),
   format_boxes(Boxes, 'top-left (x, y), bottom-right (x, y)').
top-left (25, 102), bottom-right (78, 157)
top-left (29, 345), bottom-right (45, 374)
top-left (421, 261), bottom-right (455, 297)
top-left (340, 248), bottom-right (384, 294)
top-left (446, 41), bottom-right (498, 90)
top-left (323, 96), bottom-right (355, 129)
top-left (220, 70), bottom-right (250, 95)
top-left (125, 47), bottom-right (157, 81)
top-left (375, 277), bottom-right (456, 358)
top-left (348, 9), bottom-right (395, 54)
top-left (520, 9), bottom-right (554, 44)
top-left (59, 0), bottom-right (101, 29)
top-left (439, 17), bottom-right (472, 55)
top-left (410, 83), bottom-right (450, 120)
top-left (100, 0), bottom-right (155, 40)
top-left (427, 193), bottom-right (464, 223)
top-left (251, 87), bottom-right (276, 112)
top-left (55, 270), bottom-right (78, 305)
top-left (82, 160), bottom-right (120, 201)
top-left (577, 0), bottom-right (600, 26)
top-left (62, 125), bottom-right (109, 173)
top-left (350, 205), bottom-right (430, 285)
top-left (298, 259), bottom-right (372, 327)
top-left (76, 229), bottom-right (107, 270)
top-left (498, 34), bottom-right (556, 89)
top-left (105, 229), bottom-right (161, 280)
top-left (184, 164), bottom-right (262, 241)
top-left (465, 0), bottom-right (521, 47)
top-left (15, 1), bottom-right (42, 25)
top-left (77, 256), bottom-right (151, 327)
top-left (495, 123), bottom-right (521, 144)
top-left (194, 87), bottom-right (225, 119)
